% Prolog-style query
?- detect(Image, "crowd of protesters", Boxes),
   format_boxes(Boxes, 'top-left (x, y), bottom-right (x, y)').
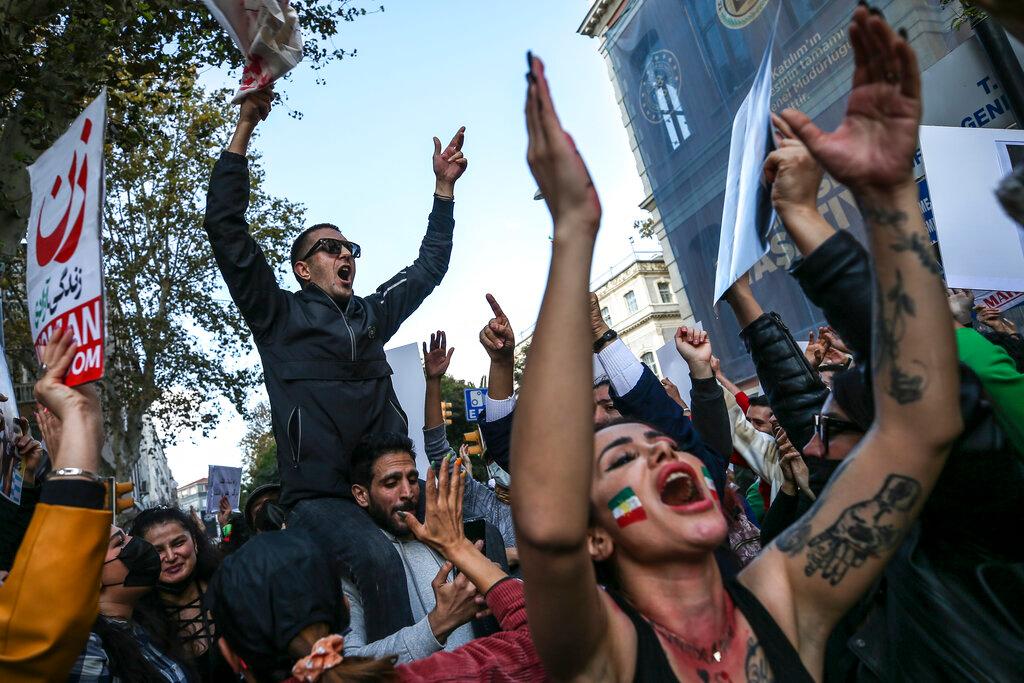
top-left (0, 4), bottom-right (1023, 681)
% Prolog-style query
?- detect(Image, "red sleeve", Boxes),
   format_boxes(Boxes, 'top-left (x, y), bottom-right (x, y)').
top-left (734, 390), bottom-right (750, 413)
top-left (395, 580), bottom-right (547, 682)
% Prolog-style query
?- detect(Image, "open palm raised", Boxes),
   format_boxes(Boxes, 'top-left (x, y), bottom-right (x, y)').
top-left (780, 7), bottom-right (920, 191)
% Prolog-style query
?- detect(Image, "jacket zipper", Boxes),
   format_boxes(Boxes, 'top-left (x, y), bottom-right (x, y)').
top-left (309, 283), bottom-right (357, 360)
top-left (389, 399), bottom-right (409, 429)
top-left (287, 406), bottom-right (302, 467)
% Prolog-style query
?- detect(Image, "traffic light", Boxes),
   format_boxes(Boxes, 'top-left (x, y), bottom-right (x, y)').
top-left (441, 402), bottom-right (454, 425)
top-left (104, 478), bottom-right (135, 518)
top-left (463, 429), bottom-right (483, 456)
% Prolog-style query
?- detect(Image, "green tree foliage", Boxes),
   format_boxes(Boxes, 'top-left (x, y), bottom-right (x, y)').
top-left (1, 74), bottom-right (305, 479)
top-left (0, 0), bottom-right (383, 248)
top-left (513, 341), bottom-right (530, 390)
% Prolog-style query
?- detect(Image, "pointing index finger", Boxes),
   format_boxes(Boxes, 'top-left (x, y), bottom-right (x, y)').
top-left (485, 293), bottom-right (507, 322)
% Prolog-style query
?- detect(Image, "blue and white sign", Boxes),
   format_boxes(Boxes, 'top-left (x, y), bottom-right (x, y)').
top-left (464, 387), bottom-right (488, 422)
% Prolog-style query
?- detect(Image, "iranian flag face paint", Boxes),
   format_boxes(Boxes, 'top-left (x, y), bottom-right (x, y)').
top-left (608, 487), bottom-right (647, 528)
top-left (701, 466), bottom-right (719, 505)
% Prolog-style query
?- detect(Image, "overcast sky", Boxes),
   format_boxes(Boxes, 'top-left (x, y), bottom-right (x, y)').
top-left (165, 0), bottom-right (658, 486)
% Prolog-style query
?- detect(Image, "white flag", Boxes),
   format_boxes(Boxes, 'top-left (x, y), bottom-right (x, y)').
top-left (204, 0), bottom-right (304, 103)
top-left (26, 89), bottom-right (107, 387)
top-left (713, 17), bottom-right (779, 304)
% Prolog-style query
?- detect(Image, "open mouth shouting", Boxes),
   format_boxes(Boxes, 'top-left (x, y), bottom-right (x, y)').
top-left (337, 264), bottom-right (353, 286)
top-left (657, 462), bottom-right (713, 514)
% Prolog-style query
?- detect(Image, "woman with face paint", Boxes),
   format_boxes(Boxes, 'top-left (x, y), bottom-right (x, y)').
top-left (515, 9), bottom-right (963, 681)
top-left (129, 507), bottom-right (231, 683)
top-left (67, 527), bottom-right (189, 682)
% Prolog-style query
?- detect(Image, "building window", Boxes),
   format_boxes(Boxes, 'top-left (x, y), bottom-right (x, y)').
top-left (624, 290), bottom-right (638, 313)
top-left (657, 281), bottom-right (673, 304)
top-left (601, 306), bottom-right (612, 325)
top-left (641, 352), bottom-right (658, 375)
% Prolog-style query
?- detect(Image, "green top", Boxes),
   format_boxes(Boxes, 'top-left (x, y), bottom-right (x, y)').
top-left (956, 327), bottom-right (1024, 457)
top-left (745, 479), bottom-right (766, 525)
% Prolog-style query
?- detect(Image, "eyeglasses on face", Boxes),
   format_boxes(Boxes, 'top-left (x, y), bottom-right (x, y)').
top-left (813, 413), bottom-right (864, 453)
top-left (301, 238), bottom-right (361, 263)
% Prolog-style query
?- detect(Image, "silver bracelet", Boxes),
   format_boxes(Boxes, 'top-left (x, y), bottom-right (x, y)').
top-left (47, 467), bottom-right (103, 483)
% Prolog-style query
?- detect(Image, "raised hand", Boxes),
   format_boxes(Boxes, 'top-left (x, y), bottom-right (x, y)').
top-left (433, 127), bottom-right (468, 193)
top-left (35, 407), bottom-right (62, 464)
top-left (772, 417), bottom-right (815, 501)
top-left (779, 7), bottom-right (920, 192)
top-left (526, 54), bottom-right (601, 236)
top-left (804, 330), bottom-right (831, 368)
top-left (479, 294), bottom-right (515, 364)
top-left (819, 326), bottom-right (852, 356)
top-left (405, 452), bottom-right (467, 556)
top-left (764, 112), bottom-right (824, 217)
top-left (218, 495), bottom-right (232, 528)
top-left (427, 562), bottom-right (487, 642)
top-left (229, 88), bottom-right (274, 155)
top-left (675, 326), bottom-right (712, 364)
top-left (423, 330), bottom-right (455, 380)
top-left (589, 292), bottom-right (611, 343)
top-left (976, 306), bottom-right (1018, 335)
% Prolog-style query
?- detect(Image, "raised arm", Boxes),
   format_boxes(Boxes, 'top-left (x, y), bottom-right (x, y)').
top-left (480, 294), bottom-right (515, 401)
top-left (205, 90), bottom-right (287, 340)
top-left (365, 128), bottom-right (467, 342)
top-left (0, 329), bottom-right (109, 680)
top-left (510, 54), bottom-right (608, 678)
top-left (748, 7), bottom-right (962, 645)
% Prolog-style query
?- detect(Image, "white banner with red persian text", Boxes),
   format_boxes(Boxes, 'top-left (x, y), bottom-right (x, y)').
top-left (26, 89), bottom-right (107, 387)
top-left (203, 0), bottom-right (304, 103)
top-left (974, 289), bottom-right (1024, 313)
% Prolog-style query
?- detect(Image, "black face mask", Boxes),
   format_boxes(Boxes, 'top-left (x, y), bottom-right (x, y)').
top-left (103, 537), bottom-right (161, 588)
top-left (805, 457), bottom-right (843, 495)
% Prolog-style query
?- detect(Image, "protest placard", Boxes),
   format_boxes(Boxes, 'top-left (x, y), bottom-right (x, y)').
top-left (0, 348), bottom-right (22, 505)
top-left (387, 343), bottom-right (427, 475)
top-left (713, 11), bottom-right (779, 304)
top-left (920, 125), bottom-right (1024, 292)
top-left (206, 465), bottom-right (243, 513)
top-left (26, 90), bottom-right (107, 387)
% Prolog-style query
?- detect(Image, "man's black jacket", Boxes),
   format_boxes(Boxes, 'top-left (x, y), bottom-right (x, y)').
top-left (205, 152), bottom-right (454, 507)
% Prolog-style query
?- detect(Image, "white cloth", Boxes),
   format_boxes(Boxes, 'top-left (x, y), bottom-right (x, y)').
top-left (484, 395), bottom-right (516, 422)
top-left (596, 339), bottom-right (645, 397)
top-left (203, 0), bottom-right (304, 103)
top-left (723, 390), bottom-right (783, 502)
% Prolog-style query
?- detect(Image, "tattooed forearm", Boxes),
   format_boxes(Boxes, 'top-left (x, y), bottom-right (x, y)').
top-left (860, 201), bottom-right (938, 405)
top-left (801, 474), bottom-right (921, 586)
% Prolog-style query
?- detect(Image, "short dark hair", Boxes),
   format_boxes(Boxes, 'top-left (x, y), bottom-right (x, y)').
top-left (593, 378), bottom-right (611, 391)
top-left (747, 394), bottom-right (771, 409)
top-left (348, 432), bottom-right (416, 489)
top-left (290, 223), bottom-right (342, 283)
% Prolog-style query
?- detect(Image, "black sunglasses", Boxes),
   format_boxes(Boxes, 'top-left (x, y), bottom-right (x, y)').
top-left (301, 238), bottom-right (361, 262)
top-left (813, 413), bottom-right (864, 453)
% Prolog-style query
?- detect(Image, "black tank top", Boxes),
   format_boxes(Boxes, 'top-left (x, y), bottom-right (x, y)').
top-left (609, 578), bottom-right (815, 683)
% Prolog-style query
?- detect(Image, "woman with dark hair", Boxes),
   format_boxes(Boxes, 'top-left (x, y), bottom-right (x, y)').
top-left (129, 507), bottom-right (232, 682)
top-left (68, 526), bottom-right (188, 682)
top-left (513, 14), bottom-right (964, 681)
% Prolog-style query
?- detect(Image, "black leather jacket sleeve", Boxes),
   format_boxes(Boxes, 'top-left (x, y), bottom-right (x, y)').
top-left (790, 230), bottom-right (873, 364)
top-left (739, 312), bottom-right (830, 453)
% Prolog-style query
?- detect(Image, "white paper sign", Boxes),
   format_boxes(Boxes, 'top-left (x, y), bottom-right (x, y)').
top-left (386, 343), bottom-right (428, 475)
top-left (713, 18), bottom-right (778, 304)
top-left (26, 90), bottom-right (106, 387)
top-left (655, 340), bottom-right (694, 407)
top-left (974, 289), bottom-right (1024, 312)
top-left (203, 0), bottom-right (304, 103)
top-left (920, 125), bottom-right (1024, 292)
top-left (206, 465), bottom-right (243, 512)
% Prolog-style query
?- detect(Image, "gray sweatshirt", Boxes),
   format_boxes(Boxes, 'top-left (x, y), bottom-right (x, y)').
top-left (341, 530), bottom-right (476, 663)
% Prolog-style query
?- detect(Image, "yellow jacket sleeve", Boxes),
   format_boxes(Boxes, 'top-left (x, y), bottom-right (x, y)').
top-left (0, 503), bottom-right (109, 682)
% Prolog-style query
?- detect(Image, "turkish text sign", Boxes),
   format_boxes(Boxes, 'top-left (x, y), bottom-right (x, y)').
top-left (26, 89), bottom-right (107, 386)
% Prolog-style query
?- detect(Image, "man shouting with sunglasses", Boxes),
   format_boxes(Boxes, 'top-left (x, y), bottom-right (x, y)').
top-left (203, 90), bottom-right (468, 636)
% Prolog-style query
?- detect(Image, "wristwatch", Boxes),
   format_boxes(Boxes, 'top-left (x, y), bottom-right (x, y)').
top-left (593, 329), bottom-right (618, 353)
